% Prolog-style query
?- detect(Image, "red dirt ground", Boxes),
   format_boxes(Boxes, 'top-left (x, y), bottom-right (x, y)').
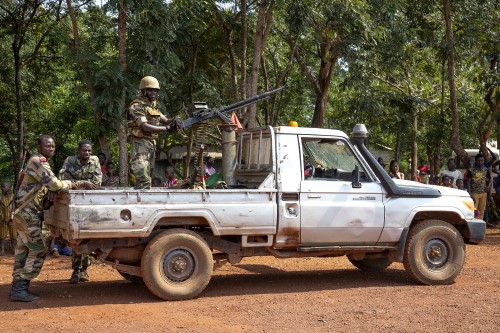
top-left (1, 228), bottom-right (499, 333)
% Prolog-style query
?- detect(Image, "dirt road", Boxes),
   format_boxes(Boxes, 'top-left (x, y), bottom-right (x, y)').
top-left (1, 229), bottom-right (499, 333)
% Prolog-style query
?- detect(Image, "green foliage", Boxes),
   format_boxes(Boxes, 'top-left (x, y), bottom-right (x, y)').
top-left (0, 0), bottom-right (497, 181)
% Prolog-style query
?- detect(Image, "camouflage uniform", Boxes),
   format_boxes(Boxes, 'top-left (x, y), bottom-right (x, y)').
top-left (59, 155), bottom-right (102, 188)
top-left (127, 95), bottom-right (164, 189)
top-left (59, 154), bottom-right (102, 275)
top-left (13, 152), bottom-right (72, 282)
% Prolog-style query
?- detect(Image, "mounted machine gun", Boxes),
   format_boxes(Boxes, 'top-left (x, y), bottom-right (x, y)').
top-left (180, 85), bottom-right (288, 129)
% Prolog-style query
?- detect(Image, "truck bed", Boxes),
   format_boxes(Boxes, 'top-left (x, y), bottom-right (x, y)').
top-left (45, 188), bottom-right (277, 241)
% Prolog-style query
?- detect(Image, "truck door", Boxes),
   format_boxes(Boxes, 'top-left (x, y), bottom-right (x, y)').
top-left (299, 136), bottom-right (385, 245)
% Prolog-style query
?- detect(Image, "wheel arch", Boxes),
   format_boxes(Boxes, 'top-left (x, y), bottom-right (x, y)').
top-left (143, 209), bottom-right (222, 237)
top-left (391, 209), bottom-right (467, 263)
top-left (405, 208), bottom-right (467, 229)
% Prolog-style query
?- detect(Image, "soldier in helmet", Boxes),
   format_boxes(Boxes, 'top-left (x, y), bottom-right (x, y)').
top-left (127, 76), bottom-right (177, 189)
top-left (10, 135), bottom-right (76, 302)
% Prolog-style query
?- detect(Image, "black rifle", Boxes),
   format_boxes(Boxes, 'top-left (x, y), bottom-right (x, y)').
top-left (180, 85), bottom-right (288, 129)
top-left (15, 146), bottom-right (29, 198)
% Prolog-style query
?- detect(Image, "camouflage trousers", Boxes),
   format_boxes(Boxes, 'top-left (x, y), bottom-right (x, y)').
top-left (130, 137), bottom-right (156, 189)
top-left (12, 208), bottom-right (47, 281)
top-left (71, 253), bottom-right (91, 271)
top-left (0, 219), bottom-right (16, 240)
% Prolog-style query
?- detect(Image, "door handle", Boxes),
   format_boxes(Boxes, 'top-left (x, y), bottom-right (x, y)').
top-left (308, 194), bottom-right (321, 198)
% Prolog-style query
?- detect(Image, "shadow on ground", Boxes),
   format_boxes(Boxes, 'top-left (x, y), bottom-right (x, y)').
top-left (0, 264), bottom-right (412, 311)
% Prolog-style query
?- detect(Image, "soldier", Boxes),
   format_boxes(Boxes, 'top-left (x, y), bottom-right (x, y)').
top-left (0, 181), bottom-right (16, 255)
top-left (10, 135), bottom-right (75, 302)
top-left (59, 139), bottom-right (102, 284)
top-left (127, 76), bottom-right (177, 189)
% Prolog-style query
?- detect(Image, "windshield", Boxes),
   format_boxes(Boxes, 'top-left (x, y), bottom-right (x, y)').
top-left (302, 138), bottom-right (369, 181)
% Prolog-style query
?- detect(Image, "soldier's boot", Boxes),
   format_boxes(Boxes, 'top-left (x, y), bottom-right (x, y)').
top-left (79, 268), bottom-right (90, 282)
top-left (25, 280), bottom-right (40, 298)
top-left (10, 279), bottom-right (39, 302)
top-left (69, 269), bottom-right (80, 284)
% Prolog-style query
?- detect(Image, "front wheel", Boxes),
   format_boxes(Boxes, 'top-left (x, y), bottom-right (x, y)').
top-left (403, 220), bottom-right (465, 285)
top-left (347, 254), bottom-right (393, 272)
top-left (141, 229), bottom-right (213, 301)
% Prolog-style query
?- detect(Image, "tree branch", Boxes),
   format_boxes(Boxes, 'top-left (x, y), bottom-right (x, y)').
top-left (285, 34), bottom-right (320, 93)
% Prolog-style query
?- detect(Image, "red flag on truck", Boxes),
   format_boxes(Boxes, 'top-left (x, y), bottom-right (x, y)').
top-left (231, 112), bottom-right (243, 130)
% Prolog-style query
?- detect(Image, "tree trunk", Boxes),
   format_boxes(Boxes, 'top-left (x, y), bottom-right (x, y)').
top-left (286, 34), bottom-right (338, 129)
top-left (479, 53), bottom-right (500, 160)
top-left (312, 89), bottom-right (329, 128)
top-left (117, 0), bottom-right (128, 186)
top-left (66, 0), bottom-right (110, 158)
top-left (13, 42), bottom-right (24, 174)
top-left (246, 1), bottom-right (273, 129)
top-left (311, 39), bottom-right (337, 128)
top-left (395, 122), bottom-right (401, 162)
top-left (240, 0), bottom-right (248, 108)
top-left (214, 6), bottom-right (238, 101)
top-left (444, 0), bottom-right (468, 166)
top-left (410, 106), bottom-right (417, 181)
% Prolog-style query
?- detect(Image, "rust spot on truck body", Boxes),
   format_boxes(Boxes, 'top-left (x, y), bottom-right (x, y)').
top-left (275, 227), bottom-right (300, 248)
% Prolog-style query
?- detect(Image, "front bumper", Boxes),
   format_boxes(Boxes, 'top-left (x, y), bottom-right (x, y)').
top-left (464, 218), bottom-right (487, 244)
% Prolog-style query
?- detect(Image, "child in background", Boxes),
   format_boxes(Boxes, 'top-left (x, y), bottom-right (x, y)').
top-left (440, 175), bottom-right (453, 188)
top-left (164, 166), bottom-right (178, 188)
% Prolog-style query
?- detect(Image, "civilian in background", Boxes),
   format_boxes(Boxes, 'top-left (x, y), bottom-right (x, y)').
top-left (466, 154), bottom-right (491, 220)
top-left (388, 160), bottom-right (404, 179)
top-left (439, 158), bottom-right (462, 188)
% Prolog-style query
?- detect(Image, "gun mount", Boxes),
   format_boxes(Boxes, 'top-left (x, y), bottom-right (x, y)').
top-left (180, 85), bottom-right (288, 129)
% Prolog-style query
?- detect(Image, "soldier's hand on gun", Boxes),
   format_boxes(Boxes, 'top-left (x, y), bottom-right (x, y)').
top-left (46, 190), bottom-right (58, 202)
top-left (167, 118), bottom-right (181, 132)
top-left (78, 181), bottom-right (97, 190)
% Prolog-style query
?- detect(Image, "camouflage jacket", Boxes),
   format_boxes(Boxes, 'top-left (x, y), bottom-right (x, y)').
top-left (59, 155), bottom-right (102, 187)
top-left (16, 152), bottom-right (72, 212)
top-left (126, 95), bottom-right (164, 140)
top-left (468, 166), bottom-right (491, 194)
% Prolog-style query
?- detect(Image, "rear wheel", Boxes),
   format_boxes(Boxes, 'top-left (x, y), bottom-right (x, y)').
top-left (347, 254), bottom-right (393, 272)
top-left (141, 229), bottom-right (213, 301)
top-left (403, 220), bottom-right (465, 285)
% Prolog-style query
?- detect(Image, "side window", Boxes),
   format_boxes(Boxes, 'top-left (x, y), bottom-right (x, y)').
top-left (302, 138), bottom-right (369, 182)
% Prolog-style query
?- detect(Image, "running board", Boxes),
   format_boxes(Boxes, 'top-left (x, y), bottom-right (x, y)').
top-left (298, 245), bottom-right (397, 252)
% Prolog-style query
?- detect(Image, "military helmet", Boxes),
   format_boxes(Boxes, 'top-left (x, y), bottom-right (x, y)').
top-left (139, 76), bottom-right (160, 90)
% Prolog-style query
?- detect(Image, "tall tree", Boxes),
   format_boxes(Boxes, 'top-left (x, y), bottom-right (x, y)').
top-left (444, 0), bottom-right (468, 165)
top-left (66, 0), bottom-right (111, 159)
top-left (0, 0), bottom-right (65, 174)
top-left (244, 0), bottom-right (273, 128)
top-left (117, 0), bottom-right (128, 186)
top-left (285, 0), bottom-right (372, 128)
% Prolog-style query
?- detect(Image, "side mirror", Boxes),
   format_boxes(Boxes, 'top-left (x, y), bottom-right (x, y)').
top-left (352, 165), bottom-right (361, 188)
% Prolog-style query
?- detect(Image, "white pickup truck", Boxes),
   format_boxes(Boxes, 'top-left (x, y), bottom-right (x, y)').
top-left (45, 124), bottom-right (486, 300)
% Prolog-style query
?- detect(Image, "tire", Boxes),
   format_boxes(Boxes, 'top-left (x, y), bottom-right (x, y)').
top-left (347, 254), bottom-right (393, 272)
top-left (117, 271), bottom-right (144, 284)
top-left (141, 229), bottom-right (213, 301)
top-left (403, 220), bottom-right (465, 285)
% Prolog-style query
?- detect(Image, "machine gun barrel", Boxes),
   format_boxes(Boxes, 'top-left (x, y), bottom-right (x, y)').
top-left (216, 84), bottom-right (288, 114)
top-left (180, 84), bottom-right (287, 129)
